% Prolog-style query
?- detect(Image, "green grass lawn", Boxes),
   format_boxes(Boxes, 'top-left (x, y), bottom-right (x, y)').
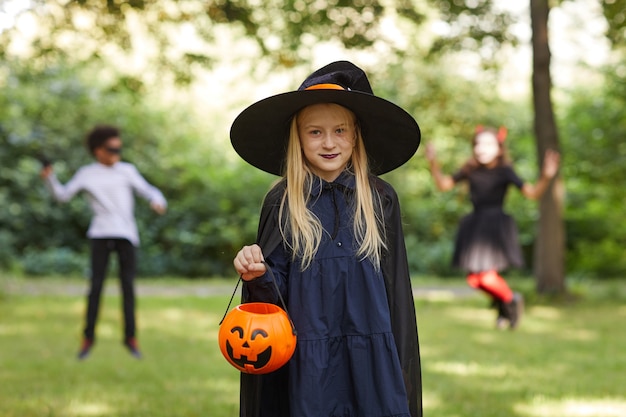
top-left (1, 275), bottom-right (625, 417)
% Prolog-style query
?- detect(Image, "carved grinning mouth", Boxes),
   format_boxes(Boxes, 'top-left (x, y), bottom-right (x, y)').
top-left (226, 341), bottom-right (272, 371)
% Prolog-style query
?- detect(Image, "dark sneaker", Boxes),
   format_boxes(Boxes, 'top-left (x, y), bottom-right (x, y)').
top-left (508, 292), bottom-right (525, 330)
top-left (77, 338), bottom-right (94, 360)
top-left (493, 299), bottom-right (509, 330)
top-left (124, 337), bottom-right (142, 359)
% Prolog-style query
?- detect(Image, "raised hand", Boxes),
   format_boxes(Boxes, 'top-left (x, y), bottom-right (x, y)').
top-left (542, 149), bottom-right (560, 179)
top-left (425, 143), bottom-right (437, 163)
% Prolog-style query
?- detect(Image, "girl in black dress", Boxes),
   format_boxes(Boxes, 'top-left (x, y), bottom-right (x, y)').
top-left (425, 126), bottom-right (559, 329)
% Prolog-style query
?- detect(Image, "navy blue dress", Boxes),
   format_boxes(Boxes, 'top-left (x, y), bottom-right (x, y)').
top-left (244, 172), bottom-right (411, 417)
top-left (452, 165), bottom-right (525, 272)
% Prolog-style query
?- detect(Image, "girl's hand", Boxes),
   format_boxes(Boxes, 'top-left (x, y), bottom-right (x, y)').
top-left (425, 143), bottom-right (436, 162)
top-left (542, 149), bottom-right (560, 179)
top-left (233, 244), bottom-right (267, 281)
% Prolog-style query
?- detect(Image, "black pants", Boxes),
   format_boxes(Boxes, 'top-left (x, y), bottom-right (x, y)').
top-left (84, 238), bottom-right (137, 341)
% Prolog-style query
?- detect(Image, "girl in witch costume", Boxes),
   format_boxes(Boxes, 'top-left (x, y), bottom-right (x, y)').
top-left (231, 61), bottom-right (422, 417)
top-left (425, 126), bottom-right (560, 329)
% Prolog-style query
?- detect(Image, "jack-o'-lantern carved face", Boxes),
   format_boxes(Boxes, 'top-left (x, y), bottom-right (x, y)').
top-left (225, 326), bottom-right (272, 370)
top-left (218, 302), bottom-right (297, 374)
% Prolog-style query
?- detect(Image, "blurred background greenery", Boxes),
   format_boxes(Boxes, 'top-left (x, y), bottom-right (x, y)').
top-left (0, 0), bottom-right (624, 280)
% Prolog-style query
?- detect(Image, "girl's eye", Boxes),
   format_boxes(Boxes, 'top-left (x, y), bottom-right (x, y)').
top-left (336, 128), bottom-right (345, 134)
top-left (309, 129), bottom-right (321, 136)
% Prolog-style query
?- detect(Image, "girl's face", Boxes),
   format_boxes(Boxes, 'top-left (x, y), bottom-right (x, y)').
top-left (473, 131), bottom-right (501, 166)
top-left (297, 103), bottom-right (356, 182)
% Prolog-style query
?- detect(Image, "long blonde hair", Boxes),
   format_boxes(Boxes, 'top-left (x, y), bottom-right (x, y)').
top-left (278, 104), bottom-right (386, 270)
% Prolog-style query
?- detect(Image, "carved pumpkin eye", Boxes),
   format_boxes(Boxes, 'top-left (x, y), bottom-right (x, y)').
top-left (231, 326), bottom-right (244, 338)
top-left (251, 329), bottom-right (268, 340)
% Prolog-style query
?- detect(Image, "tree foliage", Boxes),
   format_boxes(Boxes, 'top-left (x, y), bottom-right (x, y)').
top-left (560, 62), bottom-right (626, 277)
top-left (1, 0), bottom-right (624, 280)
top-left (0, 0), bottom-right (427, 84)
top-left (601, 0), bottom-right (626, 49)
top-left (425, 0), bottom-right (518, 68)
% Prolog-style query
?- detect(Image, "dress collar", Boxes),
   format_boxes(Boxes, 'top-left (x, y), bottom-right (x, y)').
top-left (309, 170), bottom-right (356, 197)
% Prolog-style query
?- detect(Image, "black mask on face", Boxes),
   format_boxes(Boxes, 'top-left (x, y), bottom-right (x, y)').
top-left (104, 146), bottom-right (122, 155)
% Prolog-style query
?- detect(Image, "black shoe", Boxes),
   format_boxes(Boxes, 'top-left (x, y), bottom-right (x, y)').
top-left (508, 293), bottom-right (525, 330)
top-left (495, 300), bottom-right (509, 330)
top-left (77, 338), bottom-right (94, 360)
top-left (124, 337), bottom-right (142, 359)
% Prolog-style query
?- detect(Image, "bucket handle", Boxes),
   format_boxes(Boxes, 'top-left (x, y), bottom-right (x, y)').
top-left (219, 261), bottom-right (296, 336)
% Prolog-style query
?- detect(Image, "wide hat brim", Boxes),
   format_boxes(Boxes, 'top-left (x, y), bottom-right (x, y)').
top-left (230, 68), bottom-right (420, 176)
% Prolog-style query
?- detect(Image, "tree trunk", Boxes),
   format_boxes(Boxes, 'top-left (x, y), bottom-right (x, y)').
top-left (530, 0), bottom-right (566, 294)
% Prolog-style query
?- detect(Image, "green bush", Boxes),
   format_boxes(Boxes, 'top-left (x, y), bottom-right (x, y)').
top-left (21, 247), bottom-right (87, 276)
top-left (0, 230), bottom-right (17, 270)
top-left (0, 59), bottom-right (273, 278)
top-left (2, 56), bottom-right (625, 279)
top-left (558, 65), bottom-right (626, 278)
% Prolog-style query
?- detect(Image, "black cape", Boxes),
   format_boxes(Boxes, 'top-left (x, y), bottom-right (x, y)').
top-left (239, 177), bottom-right (422, 417)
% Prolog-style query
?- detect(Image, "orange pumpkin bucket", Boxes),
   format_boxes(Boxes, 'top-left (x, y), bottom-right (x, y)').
top-left (218, 263), bottom-right (297, 374)
top-left (219, 302), bottom-right (296, 374)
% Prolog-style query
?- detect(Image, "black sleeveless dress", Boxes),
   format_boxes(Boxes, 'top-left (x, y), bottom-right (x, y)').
top-left (452, 165), bottom-right (525, 273)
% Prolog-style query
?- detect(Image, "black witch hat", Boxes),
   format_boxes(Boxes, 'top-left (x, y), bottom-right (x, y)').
top-left (230, 61), bottom-right (420, 176)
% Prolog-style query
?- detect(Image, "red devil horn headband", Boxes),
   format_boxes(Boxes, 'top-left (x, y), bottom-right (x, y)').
top-left (496, 126), bottom-right (508, 143)
top-left (475, 125), bottom-right (507, 143)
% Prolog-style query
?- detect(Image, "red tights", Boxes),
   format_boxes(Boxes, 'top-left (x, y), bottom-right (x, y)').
top-left (466, 270), bottom-right (513, 303)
